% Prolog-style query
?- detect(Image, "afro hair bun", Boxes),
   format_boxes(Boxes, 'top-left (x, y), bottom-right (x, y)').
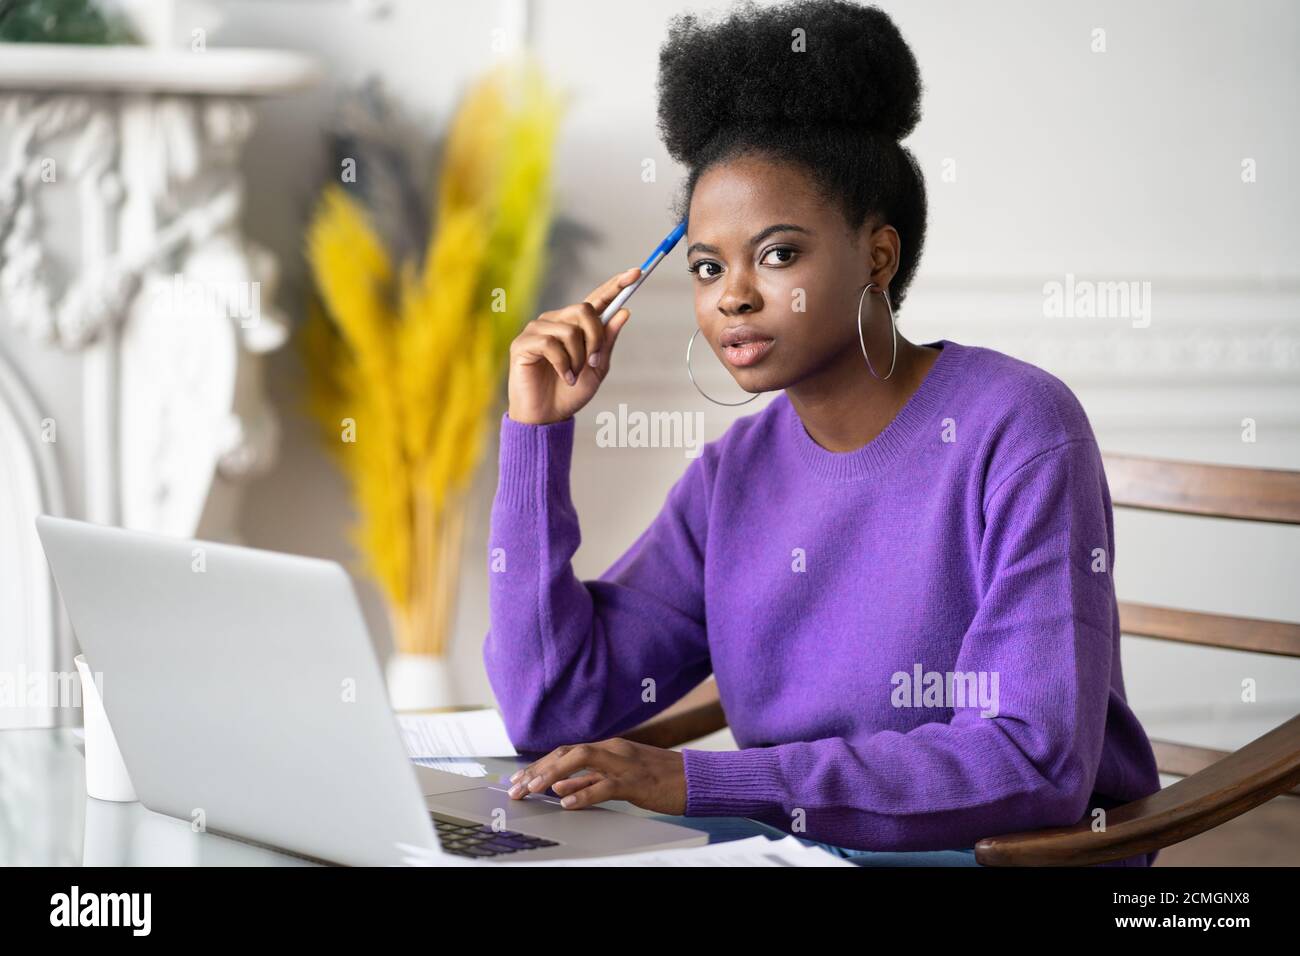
top-left (656, 0), bottom-right (923, 166)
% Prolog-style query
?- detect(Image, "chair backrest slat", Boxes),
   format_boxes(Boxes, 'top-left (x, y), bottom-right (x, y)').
top-left (1104, 453), bottom-right (1300, 655)
top-left (1103, 453), bottom-right (1300, 524)
top-left (1150, 737), bottom-right (1300, 796)
top-left (1119, 601), bottom-right (1300, 658)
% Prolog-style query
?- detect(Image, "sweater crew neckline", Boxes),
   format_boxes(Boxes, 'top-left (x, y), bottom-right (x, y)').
top-left (785, 338), bottom-right (965, 482)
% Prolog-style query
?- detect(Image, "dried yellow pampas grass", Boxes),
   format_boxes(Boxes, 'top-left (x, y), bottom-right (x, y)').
top-left (302, 55), bottom-right (565, 657)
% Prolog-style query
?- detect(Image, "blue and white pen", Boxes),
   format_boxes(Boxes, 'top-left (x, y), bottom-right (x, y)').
top-left (599, 219), bottom-right (688, 324)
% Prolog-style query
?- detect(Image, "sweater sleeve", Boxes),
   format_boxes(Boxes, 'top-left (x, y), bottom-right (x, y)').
top-left (681, 437), bottom-right (1115, 851)
top-left (482, 412), bottom-right (713, 753)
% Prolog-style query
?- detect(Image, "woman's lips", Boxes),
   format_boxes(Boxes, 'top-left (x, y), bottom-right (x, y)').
top-left (721, 337), bottom-right (775, 368)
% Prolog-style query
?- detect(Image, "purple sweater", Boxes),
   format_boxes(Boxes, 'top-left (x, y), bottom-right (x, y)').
top-left (483, 338), bottom-right (1162, 866)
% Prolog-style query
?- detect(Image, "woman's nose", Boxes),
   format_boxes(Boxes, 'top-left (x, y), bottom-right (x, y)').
top-left (717, 280), bottom-right (760, 316)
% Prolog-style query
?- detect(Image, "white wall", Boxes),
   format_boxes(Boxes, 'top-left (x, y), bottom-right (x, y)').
top-left (206, 0), bottom-right (1299, 754)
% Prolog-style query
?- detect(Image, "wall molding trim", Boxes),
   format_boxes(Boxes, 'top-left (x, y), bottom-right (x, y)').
top-left (586, 278), bottom-right (1300, 429)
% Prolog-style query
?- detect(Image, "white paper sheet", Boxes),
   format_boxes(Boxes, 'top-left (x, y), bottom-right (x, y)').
top-left (394, 834), bottom-right (853, 867)
top-left (397, 709), bottom-right (518, 759)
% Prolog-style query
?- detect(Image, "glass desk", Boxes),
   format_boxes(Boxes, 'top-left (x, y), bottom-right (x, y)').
top-left (0, 726), bottom-right (658, 866)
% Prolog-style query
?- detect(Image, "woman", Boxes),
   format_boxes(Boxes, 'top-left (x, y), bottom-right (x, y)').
top-left (482, 0), bottom-right (1162, 867)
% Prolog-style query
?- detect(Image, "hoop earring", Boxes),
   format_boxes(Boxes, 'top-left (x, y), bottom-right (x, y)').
top-left (685, 327), bottom-right (761, 406)
top-left (857, 283), bottom-right (898, 381)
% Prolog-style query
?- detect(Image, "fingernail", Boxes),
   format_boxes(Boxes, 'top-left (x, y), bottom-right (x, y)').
top-left (565, 370), bottom-right (576, 386)
top-left (509, 770), bottom-right (522, 783)
top-left (527, 777), bottom-right (545, 792)
top-left (588, 351), bottom-right (601, 367)
top-left (508, 783), bottom-right (523, 798)
top-left (561, 796), bottom-right (575, 808)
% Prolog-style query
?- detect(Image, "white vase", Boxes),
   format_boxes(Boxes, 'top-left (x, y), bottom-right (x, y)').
top-left (385, 652), bottom-right (456, 711)
top-left (74, 654), bottom-right (138, 802)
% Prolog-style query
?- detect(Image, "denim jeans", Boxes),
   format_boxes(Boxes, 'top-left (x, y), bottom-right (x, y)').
top-left (645, 814), bottom-right (983, 867)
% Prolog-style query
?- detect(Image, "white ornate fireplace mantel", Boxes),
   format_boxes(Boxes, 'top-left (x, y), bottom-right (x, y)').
top-left (0, 42), bottom-right (320, 728)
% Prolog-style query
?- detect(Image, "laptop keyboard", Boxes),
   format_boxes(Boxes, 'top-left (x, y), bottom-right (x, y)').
top-left (432, 814), bottom-right (561, 859)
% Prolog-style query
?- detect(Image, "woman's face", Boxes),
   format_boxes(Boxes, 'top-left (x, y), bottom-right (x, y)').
top-left (685, 153), bottom-right (893, 393)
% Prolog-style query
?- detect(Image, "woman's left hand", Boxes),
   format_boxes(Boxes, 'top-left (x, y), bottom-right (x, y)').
top-left (506, 738), bottom-right (687, 815)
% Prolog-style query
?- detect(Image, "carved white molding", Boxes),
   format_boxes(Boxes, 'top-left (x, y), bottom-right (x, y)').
top-left (0, 95), bottom-right (290, 348)
top-left (0, 95), bottom-right (114, 345)
top-left (0, 352), bottom-right (68, 730)
top-left (0, 44), bottom-right (318, 725)
top-left (0, 88), bottom-right (295, 523)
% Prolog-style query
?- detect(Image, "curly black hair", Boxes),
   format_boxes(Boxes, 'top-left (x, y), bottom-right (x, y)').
top-left (657, 0), bottom-right (927, 309)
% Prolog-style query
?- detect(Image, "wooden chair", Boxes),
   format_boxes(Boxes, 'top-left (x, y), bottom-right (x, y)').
top-left (622, 453), bottom-right (1300, 865)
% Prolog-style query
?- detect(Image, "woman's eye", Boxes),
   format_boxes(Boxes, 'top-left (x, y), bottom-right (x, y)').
top-left (688, 260), bottom-right (722, 279)
top-left (762, 246), bottom-right (797, 265)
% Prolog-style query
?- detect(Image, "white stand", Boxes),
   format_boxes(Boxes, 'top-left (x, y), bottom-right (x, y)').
top-left (74, 654), bottom-right (137, 802)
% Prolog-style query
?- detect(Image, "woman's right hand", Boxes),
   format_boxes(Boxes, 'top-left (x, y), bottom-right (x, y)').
top-left (506, 267), bottom-right (642, 426)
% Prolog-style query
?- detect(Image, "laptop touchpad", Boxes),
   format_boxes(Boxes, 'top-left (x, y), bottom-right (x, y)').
top-left (430, 786), bottom-right (567, 819)
top-left (413, 764), bottom-right (494, 795)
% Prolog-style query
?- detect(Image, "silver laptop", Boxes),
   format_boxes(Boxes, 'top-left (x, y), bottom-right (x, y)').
top-left (35, 515), bottom-right (707, 866)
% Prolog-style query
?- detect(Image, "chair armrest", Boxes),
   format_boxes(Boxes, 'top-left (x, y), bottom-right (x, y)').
top-left (620, 678), bottom-right (728, 749)
top-left (975, 714), bottom-right (1300, 865)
